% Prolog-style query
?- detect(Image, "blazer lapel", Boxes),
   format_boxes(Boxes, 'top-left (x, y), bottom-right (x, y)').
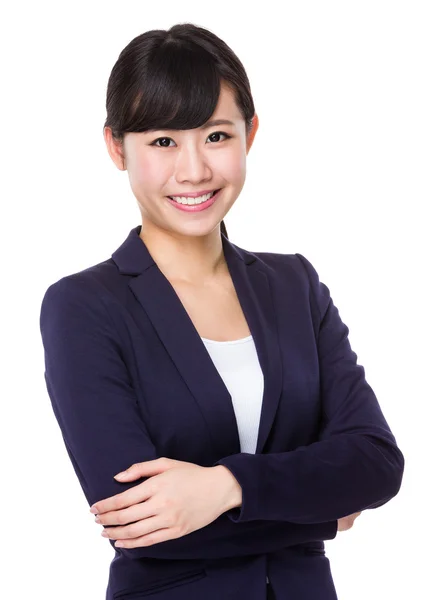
top-left (111, 225), bottom-right (283, 458)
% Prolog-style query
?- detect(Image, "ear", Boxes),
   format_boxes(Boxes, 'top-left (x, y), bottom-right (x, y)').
top-left (246, 113), bottom-right (259, 154)
top-left (103, 126), bottom-right (127, 171)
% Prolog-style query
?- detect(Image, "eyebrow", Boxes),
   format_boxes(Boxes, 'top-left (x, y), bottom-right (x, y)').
top-left (146, 119), bottom-right (235, 133)
top-left (201, 119), bottom-right (235, 129)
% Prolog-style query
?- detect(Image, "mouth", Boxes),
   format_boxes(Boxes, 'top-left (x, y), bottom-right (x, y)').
top-left (167, 189), bottom-right (221, 201)
top-left (166, 188), bottom-right (222, 211)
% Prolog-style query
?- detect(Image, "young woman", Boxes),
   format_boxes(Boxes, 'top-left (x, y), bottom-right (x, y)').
top-left (39, 23), bottom-right (404, 600)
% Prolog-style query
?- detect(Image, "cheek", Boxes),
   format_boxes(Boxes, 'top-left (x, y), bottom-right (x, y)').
top-left (129, 155), bottom-right (169, 189)
top-left (215, 149), bottom-right (246, 184)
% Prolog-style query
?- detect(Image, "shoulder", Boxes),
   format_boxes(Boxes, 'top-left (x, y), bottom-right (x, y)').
top-left (39, 258), bottom-right (122, 328)
top-left (250, 250), bottom-right (331, 322)
top-left (251, 249), bottom-right (321, 287)
top-left (42, 256), bottom-right (120, 295)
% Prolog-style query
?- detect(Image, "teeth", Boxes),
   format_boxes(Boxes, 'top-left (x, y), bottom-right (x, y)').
top-left (170, 191), bottom-right (216, 205)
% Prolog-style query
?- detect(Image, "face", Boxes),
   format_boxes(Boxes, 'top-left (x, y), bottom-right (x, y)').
top-left (104, 81), bottom-right (259, 239)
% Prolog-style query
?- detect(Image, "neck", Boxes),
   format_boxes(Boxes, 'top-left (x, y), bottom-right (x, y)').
top-left (139, 224), bottom-right (228, 285)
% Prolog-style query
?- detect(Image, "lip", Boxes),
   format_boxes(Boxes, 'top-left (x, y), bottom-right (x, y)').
top-left (167, 189), bottom-right (219, 199)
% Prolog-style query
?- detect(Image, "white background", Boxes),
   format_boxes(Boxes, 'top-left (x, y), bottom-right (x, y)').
top-left (1, 1), bottom-right (430, 598)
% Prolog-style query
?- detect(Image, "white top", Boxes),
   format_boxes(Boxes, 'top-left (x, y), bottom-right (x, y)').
top-left (200, 334), bottom-right (269, 584)
top-left (200, 334), bottom-right (264, 454)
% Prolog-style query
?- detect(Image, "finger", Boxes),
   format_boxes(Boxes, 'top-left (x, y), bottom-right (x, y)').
top-left (113, 463), bottom-right (148, 481)
top-left (90, 483), bottom-right (152, 516)
top-left (102, 515), bottom-right (170, 541)
top-left (112, 466), bottom-right (142, 482)
top-left (90, 458), bottom-right (174, 514)
top-left (113, 457), bottom-right (172, 481)
top-left (114, 525), bottom-right (183, 548)
top-left (95, 500), bottom-right (155, 526)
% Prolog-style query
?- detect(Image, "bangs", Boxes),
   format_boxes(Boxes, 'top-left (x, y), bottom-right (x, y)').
top-left (122, 41), bottom-right (224, 134)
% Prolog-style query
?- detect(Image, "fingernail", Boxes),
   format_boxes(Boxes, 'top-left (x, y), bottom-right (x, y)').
top-left (114, 472), bottom-right (127, 478)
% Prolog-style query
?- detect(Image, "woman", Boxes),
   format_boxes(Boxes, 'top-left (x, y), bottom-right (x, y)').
top-left (39, 23), bottom-right (404, 600)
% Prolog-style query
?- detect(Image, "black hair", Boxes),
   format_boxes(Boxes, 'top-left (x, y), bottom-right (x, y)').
top-left (103, 23), bottom-right (257, 240)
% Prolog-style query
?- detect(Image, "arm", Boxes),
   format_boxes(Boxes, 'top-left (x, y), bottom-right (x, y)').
top-left (40, 276), bottom-right (337, 561)
top-left (214, 253), bottom-right (405, 524)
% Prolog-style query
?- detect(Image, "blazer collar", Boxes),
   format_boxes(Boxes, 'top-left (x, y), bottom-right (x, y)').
top-left (111, 225), bottom-right (283, 457)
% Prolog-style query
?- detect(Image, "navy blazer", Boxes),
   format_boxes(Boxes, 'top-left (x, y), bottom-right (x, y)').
top-left (39, 225), bottom-right (404, 600)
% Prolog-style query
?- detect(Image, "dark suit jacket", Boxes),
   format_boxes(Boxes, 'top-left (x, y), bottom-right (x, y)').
top-left (39, 225), bottom-right (404, 600)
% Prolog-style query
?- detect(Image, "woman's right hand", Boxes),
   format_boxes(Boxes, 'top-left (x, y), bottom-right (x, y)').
top-left (337, 511), bottom-right (362, 531)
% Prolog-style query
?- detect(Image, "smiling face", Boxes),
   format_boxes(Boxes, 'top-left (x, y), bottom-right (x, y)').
top-left (104, 81), bottom-right (258, 239)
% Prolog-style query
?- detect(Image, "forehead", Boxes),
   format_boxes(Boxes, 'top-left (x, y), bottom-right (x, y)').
top-left (213, 82), bottom-right (243, 121)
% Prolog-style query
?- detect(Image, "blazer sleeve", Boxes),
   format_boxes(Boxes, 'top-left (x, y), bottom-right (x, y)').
top-left (214, 253), bottom-right (405, 524)
top-left (39, 275), bottom-right (338, 561)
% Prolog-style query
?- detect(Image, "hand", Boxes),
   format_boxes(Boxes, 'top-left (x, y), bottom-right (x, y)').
top-left (337, 511), bottom-right (362, 531)
top-left (89, 457), bottom-right (240, 548)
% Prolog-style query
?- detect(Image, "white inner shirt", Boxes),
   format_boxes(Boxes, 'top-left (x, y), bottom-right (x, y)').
top-left (200, 335), bottom-right (270, 585)
top-left (200, 334), bottom-right (264, 454)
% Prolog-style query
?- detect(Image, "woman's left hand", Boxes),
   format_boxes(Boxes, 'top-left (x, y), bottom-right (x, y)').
top-left (89, 457), bottom-right (241, 548)
top-left (337, 511), bottom-right (362, 531)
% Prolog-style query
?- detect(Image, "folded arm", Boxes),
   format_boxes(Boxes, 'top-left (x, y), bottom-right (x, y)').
top-left (40, 275), bottom-right (337, 561)
top-left (214, 253), bottom-right (405, 524)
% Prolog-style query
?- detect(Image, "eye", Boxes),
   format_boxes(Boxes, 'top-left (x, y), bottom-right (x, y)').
top-left (208, 131), bottom-right (232, 143)
top-left (150, 131), bottom-right (232, 147)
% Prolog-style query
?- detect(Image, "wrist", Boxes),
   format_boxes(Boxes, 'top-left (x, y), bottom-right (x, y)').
top-left (213, 465), bottom-right (243, 513)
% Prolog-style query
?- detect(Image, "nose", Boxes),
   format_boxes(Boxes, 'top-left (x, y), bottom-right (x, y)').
top-left (174, 142), bottom-right (212, 185)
